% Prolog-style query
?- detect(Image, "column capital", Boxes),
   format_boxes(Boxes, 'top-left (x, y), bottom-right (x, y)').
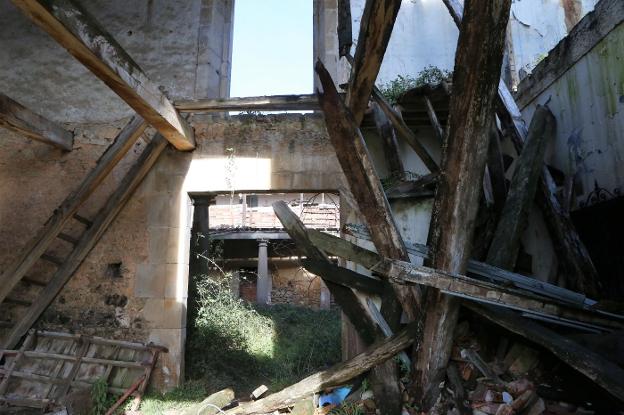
top-left (257, 239), bottom-right (269, 246)
top-left (192, 195), bottom-right (215, 207)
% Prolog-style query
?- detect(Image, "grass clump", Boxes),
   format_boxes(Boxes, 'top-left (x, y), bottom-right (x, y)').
top-left (379, 66), bottom-right (452, 104)
top-left (138, 274), bottom-right (341, 414)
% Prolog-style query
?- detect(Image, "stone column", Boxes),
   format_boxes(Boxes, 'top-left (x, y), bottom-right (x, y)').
top-left (256, 240), bottom-right (271, 305)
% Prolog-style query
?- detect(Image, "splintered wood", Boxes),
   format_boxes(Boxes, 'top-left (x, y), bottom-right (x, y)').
top-left (0, 330), bottom-right (167, 411)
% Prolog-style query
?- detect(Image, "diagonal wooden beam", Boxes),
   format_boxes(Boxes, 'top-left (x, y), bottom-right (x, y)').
top-left (441, 0), bottom-right (600, 297)
top-left (418, 0), bottom-right (512, 407)
top-left (346, 0), bottom-right (402, 125)
top-left (0, 93), bottom-right (73, 151)
top-left (371, 103), bottom-right (405, 178)
top-left (3, 134), bottom-right (168, 349)
top-left (0, 116), bottom-right (146, 305)
top-left (12, 0), bottom-right (195, 151)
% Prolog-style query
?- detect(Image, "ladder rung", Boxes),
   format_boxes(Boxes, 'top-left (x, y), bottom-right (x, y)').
top-left (40, 253), bottom-right (63, 266)
top-left (4, 297), bottom-right (32, 307)
top-left (57, 233), bottom-right (79, 245)
top-left (73, 214), bottom-right (92, 227)
top-left (21, 277), bottom-right (47, 287)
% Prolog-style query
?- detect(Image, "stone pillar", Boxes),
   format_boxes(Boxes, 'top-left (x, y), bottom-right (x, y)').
top-left (320, 280), bottom-right (331, 309)
top-left (256, 240), bottom-right (271, 305)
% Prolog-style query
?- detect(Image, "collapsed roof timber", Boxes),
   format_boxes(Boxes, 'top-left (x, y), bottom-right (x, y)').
top-left (0, 0), bottom-right (623, 413)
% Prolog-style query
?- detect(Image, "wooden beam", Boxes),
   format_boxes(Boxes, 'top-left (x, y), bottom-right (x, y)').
top-left (316, 60), bottom-right (422, 321)
top-left (272, 201), bottom-right (402, 415)
top-left (442, 0), bottom-right (600, 298)
top-left (299, 236), bottom-right (622, 332)
top-left (337, 0), bottom-right (353, 57)
top-left (371, 103), bottom-right (405, 178)
top-left (346, 0), bottom-right (402, 125)
top-left (0, 93), bottom-right (73, 150)
top-left (12, 0), bottom-right (194, 151)
top-left (422, 95), bottom-right (445, 143)
top-left (176, 94), bottom-right (321, 113)
top-left (371, 82), bottom-right (440, 173)
top-left (486, 106), bottom-right (555, 269)
top-left (413, 0), bottom-right (513, 406)
top-left (486, 122), bottom-right (508, 208)
top-left (384, 173), bottom-right (438, 201)
top-left (272, 201), bottom-right (379, 345)
top-left (302, 259), bottom-right (384, 295)
top-left (467, 304), bottom-right (624, 403)
top-left (0, 116), bottom-right (146, 305)
top-left (225, 322), bottom-right (419, 415)
top-left (2, 134), bottom-right (167, 349)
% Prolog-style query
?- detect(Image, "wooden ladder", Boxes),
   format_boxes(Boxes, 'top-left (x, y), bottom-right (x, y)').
top-left (0, 117), bottom-right (167, 349)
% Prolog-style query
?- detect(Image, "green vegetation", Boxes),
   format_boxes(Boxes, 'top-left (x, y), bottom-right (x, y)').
top-left (379, 66), bottom-right (452, 104)
top-left (138, 274), bottom-right (341, 414)
top-left (91, 378), bottom-right (116, 415)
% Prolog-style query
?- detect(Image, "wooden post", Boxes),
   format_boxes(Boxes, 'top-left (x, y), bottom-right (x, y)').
top-left (12, 0), bottom-right (194, 150)
top-left (486, 106), bottom-right (556, 270)
top-left (337, 0), bottom-right (352, 57)
top-left (0, 93), bottom-right (73, 150)
top-left (345, 0), bottom-right (402, 125)
top-left (417, 0), bottom-right (512, 408)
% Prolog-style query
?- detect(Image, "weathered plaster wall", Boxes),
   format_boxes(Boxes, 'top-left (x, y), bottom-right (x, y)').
top-left (520, 21), bottom-right (624, 211)
top-left (0, 0), bottom-right (233, 123)
top-left (335, 0), bottom-right (598, 87)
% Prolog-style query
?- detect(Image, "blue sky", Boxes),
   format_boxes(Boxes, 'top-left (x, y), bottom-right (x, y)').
top-left (230, 0), bottom-right (313, 97)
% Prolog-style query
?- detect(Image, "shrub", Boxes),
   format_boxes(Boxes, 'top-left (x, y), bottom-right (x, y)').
top-left (379, 66), bottom-right (452, 105)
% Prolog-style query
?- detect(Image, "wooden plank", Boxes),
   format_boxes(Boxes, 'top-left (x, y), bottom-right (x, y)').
top-left (372, 103), bottom-right (405, 178)
top-left (12, 0), bottom-right (194, 150)
top-left (370, 84), bottom-right (440, 173)
top-left (331, 226), bottom-right (590, 306)
top-left (0, 93), bottom-right (73, 151)
top-left (384, 173), bottom-right (438, 200)
top-left (225, 322), bottom-right (419, 415)
top-left (0, 350), bottom-right (148, 369)
top-left (2, 135), bottom-right (168, 349)
top-left (337, 0), bottom-right (353, 57)
top-left (515, 0), bottom-right (624, 109)
top-left (176, 94), bottom-right (321, 112)
top-left (486, 122), bottom-right (508, 208)
top-left (345, 0), bottom-right (402, 125)
top-left (422, 95), bottom-right (445, 143)
top-left (0, 116), bottom-right (146, 305)
top-left (486, 106), bottom-right (555, 269)
top-left (468, 303), bottom-right (624, 402)
top-left (302, 259), bottom-right (384, 295)
top-left (417, 0), bottom-right (512, 406)
top-left (442, 0), bottom-right (600, 298)
top-left (305, 232), bottom-right (616, 330)
top-left (316, 60), bottom-right (422, 321)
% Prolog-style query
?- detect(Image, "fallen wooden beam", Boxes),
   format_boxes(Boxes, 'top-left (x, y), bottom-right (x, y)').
top-left (372, 103), bottom-right (405, 178)
top-left (316, 60), bottom-right (422, 321)
top-left (337, 0), bottom-right (353, 57)
top-left (0, 116), bottom-right (147, 305)
top-left (2, 135), bottom-right (167, 349)
top-left (300, 253), bottom-right (621, 332)
top-left (467, 303), bottom-right (624, 402)
top-left (12, 0), bottom-right (194, 151)
top-left (176, 94), bottom-right (321, 112)
top-left (346, 0), bottom-right (402, 125)
top-left (487, 106), bottom-right (555, 269)
top-left (225, 321), bottom-right (419, 415)
top-left (0, 93), bottom-right (73, 151)
top-left (442, 0), bottom-right (600, 297)
top-left (384, 173), bottom-right (438, 200)
top-left (418, 0), bottom-right (512, 406)
top-left (273, 200), bottom-right (401, 415)
top-left (370, 84), bottom-right (440, 173)
top-left (272, 201), bottom-right (379, 345)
